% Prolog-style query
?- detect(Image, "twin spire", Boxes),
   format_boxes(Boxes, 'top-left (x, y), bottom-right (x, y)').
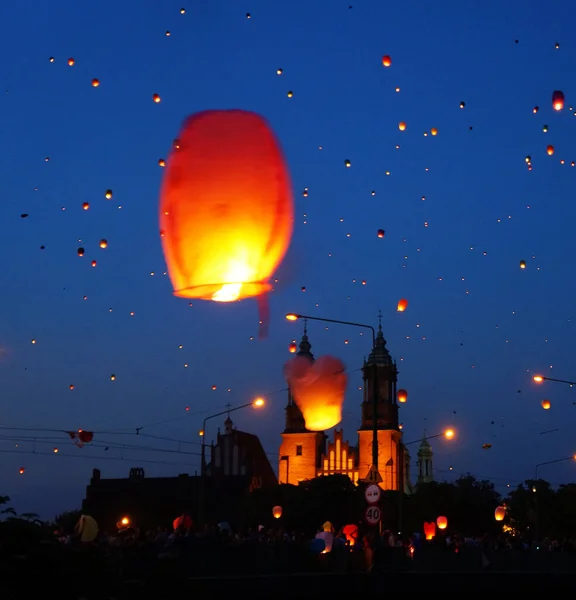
top-left (293, 311), bottom-right (392, 367)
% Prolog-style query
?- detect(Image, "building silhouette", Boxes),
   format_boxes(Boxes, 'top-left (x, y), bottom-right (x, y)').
top-left (83, 415), bottom-right (275, 528)
top-left (279, 316), bottom-right (427, 492)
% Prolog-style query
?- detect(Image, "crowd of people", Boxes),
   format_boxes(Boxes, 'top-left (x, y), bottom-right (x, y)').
top-left (2, 512), bottom-right (575, 581)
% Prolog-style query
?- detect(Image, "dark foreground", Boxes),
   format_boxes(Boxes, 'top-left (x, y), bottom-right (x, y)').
top-left (2, 571), bottom-right (575, 598)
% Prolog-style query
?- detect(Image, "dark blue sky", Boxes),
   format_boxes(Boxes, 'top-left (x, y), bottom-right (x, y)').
top-left (2, 0), bottom-right (576, 517)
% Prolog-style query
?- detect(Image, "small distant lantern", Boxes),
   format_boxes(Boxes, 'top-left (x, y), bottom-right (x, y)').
top-left (116, 516), bottom-right (131, 529)
top-left (397, 389), bottom-right (408, 403)
top-left (552, 90), bottom-right (565, 111)
top-left (289, 341), bottom-right (297, 353)
top-left (495, 506), bottom-right (506, 521)
top-left (519, 260), bottom-right (526, 269)
top-left (541, 399), bottom-right (551, 410)
top-left (436, 516), bottom-right (448, 530)
top-left (423, 521), bottom-right (436, 540)
top-left (272, 505), bottom-right (282, 519)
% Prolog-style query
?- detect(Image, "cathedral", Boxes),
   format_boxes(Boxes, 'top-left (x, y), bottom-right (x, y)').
top-left (278, 318), bottom-right (434, 491)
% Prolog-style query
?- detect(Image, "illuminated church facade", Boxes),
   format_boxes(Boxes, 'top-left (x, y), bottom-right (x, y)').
top-left (278, 319), bottom-right (433, 492)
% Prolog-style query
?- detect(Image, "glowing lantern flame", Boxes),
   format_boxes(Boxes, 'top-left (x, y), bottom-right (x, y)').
top-left (289, 340), bottom-right (297, 353)
top-left (398, 121), bottom-right (407, 131)
top-left (436, 516), bottom-right (448, 530)
top-left (284, 355), bottom-right (347, 431)
top-left (541, 399), bottom-right (551, 410)
top-left (552, 90), bottom-right (565, 111)
top-left (382, 55), bottom-right (392, 67)
top-left (520, 260), bottom-right (526, 269)
top-left (159, 110), bottom-right (294, 336)
top-left (423, 521), bottom-right (436, 540)
top-left (397, 298), bottom-right (408, 312)
top-left (343, 523), bottom-right (359, 546)
top-left (495, 506), bottom-right (506, 521)
top-left (397, 388), bottom-right (408, 403)
top-left (272, 505), bottom-right (282, 519)
top-left (546, 145), bottom-right (555, 156)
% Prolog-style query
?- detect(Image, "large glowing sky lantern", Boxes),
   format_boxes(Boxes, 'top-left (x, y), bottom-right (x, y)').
top-left (284, 355), bottom-right (347, 431)
top-left (159, 110), bottom-right (294, 337)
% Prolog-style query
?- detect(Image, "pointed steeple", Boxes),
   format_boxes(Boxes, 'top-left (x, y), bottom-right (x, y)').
top-left (296, 319), bottom-right (314, 360)
top-left (366, 310), bottom-right (392, 366)
top-left (284, 320), bottom-right (314, 432)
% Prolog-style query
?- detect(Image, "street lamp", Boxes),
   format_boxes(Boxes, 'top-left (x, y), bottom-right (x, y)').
top-left (198, 397), bottom-right (265, 526)
top-left (532, 375), bottom-right (576, 387)
top-left (533, 455), bottom-right (576, 540)
top-left (285, 312), bottom-right (380, 472)
top-left (402, 428), bottom-right (456, 447)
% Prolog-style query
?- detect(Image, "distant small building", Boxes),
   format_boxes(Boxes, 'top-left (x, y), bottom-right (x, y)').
top-left (416, 435), bottom-right (434, 486)
top-left (82, 416), bottom-right (275, 529)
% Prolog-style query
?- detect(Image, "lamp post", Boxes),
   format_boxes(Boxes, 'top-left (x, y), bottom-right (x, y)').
top-left (198, 397), bottom-right (265, 527)
top-left (286, 313), bottom-right (379, 472)
top-left (398, 429), bottom-right (456, 536)
top-left (533, 454), bottom-right (576, 541)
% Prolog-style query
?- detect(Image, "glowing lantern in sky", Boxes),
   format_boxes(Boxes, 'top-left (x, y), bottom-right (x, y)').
top-left (552, 90), bottom-right (565, 111)
top-left (153, 93), bottom-right (161, 103)
top-left (159, 110), bottom-right (294, 337)
top-left (272, 505), bottom-right (282, 519)
top-left (398, 121), bottom-right (407, 131)
top-left (91, 78), bottom-right (100, 87)
top-left (519, 260), bottom-right (526, 269)
top-left (541, 399), bottom-right (551, 410)
top-left (284, 355), bottom-right (347, 431)
top-left (423, 522), bottom-right (436, 540)
top-left (397, 389), bottom-right (408, 403)
top-left (546, 145), bottom-right (555, 156)
top-left (377, 229), bottom-right (385, 238)
top-left (382, 55), bottom-right (391, 67)
top-left (289, 340), bottom-right (297, 353)
top-left (19, 467), bottom-right (25, 474)
top-left (397, 298), bottom-right (408, 312)
top-left (494, 506), bottom-right (506, 521)
top-left (436, 516), bottom-right (448, 530)
top-left (430, 127), bottom-right (438, 136)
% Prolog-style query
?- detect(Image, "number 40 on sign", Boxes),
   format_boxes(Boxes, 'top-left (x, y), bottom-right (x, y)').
top-left (364, 505), bottom-right (381, 525)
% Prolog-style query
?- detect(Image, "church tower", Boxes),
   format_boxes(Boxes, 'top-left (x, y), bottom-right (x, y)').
top-left (357, 313), bottom-right (404, 490)
top-left (416, 435), bottom-right (434, 485)
top-left (278, 323), bottom-right (326, 484)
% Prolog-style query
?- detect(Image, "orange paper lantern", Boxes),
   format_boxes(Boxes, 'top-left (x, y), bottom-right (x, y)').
top-left (159, 110), bottom-right (294, 333)
top-left (436, 516), bottom-right (448, 530)
top-left (494, 506), bottom-right (506, 521)
top-left (552, 90), bottom-right (564, 111)
top-left (397, 389), bottom-right (408, 403)
top-left (284, 355), bottom-right (347, 431)
top-left (541, 399), bottom-right (551, 410)
top-left (423, 521), bottom-right (436, 540)
top-left (342, 523), bottom-right (359, 546)
top-left (397, 298), bottom-right (408, 312)
top-left (272, 505), bottom-right (282, 519)
top-left (382, 55), bottom-right (392, 67)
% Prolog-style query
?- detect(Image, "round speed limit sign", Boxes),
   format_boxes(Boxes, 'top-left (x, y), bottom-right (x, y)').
top-left (364, 505), bottom-right (381, 525)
